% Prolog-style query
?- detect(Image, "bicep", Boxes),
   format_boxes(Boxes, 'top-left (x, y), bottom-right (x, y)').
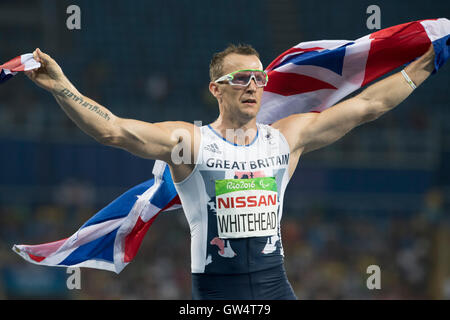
top-left (277, 97), bottom-right (374, 155)
top-left (104, 118), bottom-right (193, 162)
top-left (301, 97), bottom-right (376, 153)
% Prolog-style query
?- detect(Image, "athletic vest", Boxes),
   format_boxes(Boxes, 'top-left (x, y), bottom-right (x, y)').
top-left (174, 123), bottom-right (291, 274)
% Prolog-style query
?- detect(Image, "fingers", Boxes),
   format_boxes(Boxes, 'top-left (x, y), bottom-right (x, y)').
top-left (33, 48), bottom-right (52, 65)
top-left (32, 49), bottom-right (41, 63)
top-left (423, 44), bottom-right (435, 60)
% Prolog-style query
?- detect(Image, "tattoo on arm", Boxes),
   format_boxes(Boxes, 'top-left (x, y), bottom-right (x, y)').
top-left (59, 88), bottom-right (111, 121)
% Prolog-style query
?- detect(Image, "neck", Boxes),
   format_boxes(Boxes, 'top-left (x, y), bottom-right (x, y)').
top-left (210, 114), bottom-right (258, 146)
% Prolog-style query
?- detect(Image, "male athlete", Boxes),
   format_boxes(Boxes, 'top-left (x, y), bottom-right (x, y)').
top-left (25, 43), bottom-right (435, 299)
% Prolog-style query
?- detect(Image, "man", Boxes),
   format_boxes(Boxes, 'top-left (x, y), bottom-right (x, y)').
top-left (25, 43), bottom-right (435, 299)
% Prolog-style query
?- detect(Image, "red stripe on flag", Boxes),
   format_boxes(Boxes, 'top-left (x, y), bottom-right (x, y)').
top-left (10, 65), bottom-right (26, 72)
top-left (0, 56), bottom-right (23, 70)
top-left (123, 195), bottom-right (181, 263)
top-left (264, 70), bottom-right (336, 96)
top-left (362, 21), bottom-right (431, 87)
top-left (123, 216), bottom-right (157, 263)
top-left (27, 252), bottom-right (46, 263)
top-left (168, 195), bottom-right (181, 207)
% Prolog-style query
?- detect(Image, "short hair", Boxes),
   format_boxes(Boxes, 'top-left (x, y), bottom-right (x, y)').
top-left (209, 44), bottom-right (260, 82)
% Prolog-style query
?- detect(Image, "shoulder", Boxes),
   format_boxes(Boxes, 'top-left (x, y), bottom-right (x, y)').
top-left (154, 120), bottom-right (202, 148)
top-left (154, 120), bottom-right (199, 134)
top-left (164, 121), bottom-right (203, 182)
top-left (257, 122), bottom-right (285, 142)
top-left (268, 112), bottom-right (320, 152)
top-left (270, 112), bottom-right (319, 131)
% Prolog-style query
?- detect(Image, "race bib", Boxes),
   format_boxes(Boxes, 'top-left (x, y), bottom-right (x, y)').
top-left (215, 177), bottom-right (278, 239)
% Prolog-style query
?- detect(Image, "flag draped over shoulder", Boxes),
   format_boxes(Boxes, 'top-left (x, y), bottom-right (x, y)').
top-left (9, 18), bottom-right (450, 273)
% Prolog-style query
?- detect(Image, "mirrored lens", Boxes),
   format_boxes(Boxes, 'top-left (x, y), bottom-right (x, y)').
top-left (253, 71), bottom-right (267, 85)
top-left (232, 71), bottom-right (252, 85)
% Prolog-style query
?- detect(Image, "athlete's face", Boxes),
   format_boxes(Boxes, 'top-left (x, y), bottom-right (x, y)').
top-left (210, 54), bottom-right (264, 121)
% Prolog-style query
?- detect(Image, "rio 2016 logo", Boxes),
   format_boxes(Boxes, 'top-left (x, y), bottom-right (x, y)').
top-left (259, 180), bottom-right (270, 189)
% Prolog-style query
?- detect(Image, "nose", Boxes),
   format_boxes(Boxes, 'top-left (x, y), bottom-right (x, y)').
top-left (246, 77), bottom-right (258, 92)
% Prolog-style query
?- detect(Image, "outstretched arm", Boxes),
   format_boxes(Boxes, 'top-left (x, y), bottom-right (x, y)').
top-left (275, 44), bottom-right (436, 155)
top-left (25, 48), bottom-right (195, 164)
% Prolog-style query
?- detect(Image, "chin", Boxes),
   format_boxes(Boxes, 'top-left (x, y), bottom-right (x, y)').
top-left (240, 104), bottom-right (260, 117)
top-left (239, 109), bottom-right (258, 121)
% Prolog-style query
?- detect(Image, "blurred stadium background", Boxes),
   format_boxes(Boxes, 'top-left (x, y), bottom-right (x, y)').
top-left (0, 0), bottom-right (449, 299)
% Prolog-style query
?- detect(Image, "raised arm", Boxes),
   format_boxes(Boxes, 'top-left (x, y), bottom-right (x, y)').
top-left (25, 48), bottom-right (195, 166)
top-left (275, 44), bottom-right (436, 156)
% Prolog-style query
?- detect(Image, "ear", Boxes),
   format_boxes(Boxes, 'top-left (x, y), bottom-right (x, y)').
top-left (209, 82), bottom-right (222, 100)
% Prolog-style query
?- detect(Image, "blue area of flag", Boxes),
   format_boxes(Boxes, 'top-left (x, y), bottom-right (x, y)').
top-left (0, 70), bottom-right (14, 84)
top-left (275, 43), bottom-right (354, 76)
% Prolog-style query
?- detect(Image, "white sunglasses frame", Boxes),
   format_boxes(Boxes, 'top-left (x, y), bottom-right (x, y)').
top-left (214, 69), bottom-right (269, 87)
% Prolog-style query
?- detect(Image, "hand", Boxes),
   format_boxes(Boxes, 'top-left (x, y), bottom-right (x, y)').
top-left (422, 43), bottom-right (435, 60)
top-left (417, 44), bottom-right (436, 73)
top-left (24, 48), bottom-right (65, 92)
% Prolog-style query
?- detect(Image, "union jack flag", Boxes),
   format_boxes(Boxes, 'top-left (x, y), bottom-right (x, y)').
top-left (11, 18), bottom-right (450, 273)
top-left (258, 18), bottom-right (450, 123)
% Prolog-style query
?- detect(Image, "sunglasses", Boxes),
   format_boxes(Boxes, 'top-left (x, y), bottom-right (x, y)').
top-left (214, 69), bottom-right (269, 87)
